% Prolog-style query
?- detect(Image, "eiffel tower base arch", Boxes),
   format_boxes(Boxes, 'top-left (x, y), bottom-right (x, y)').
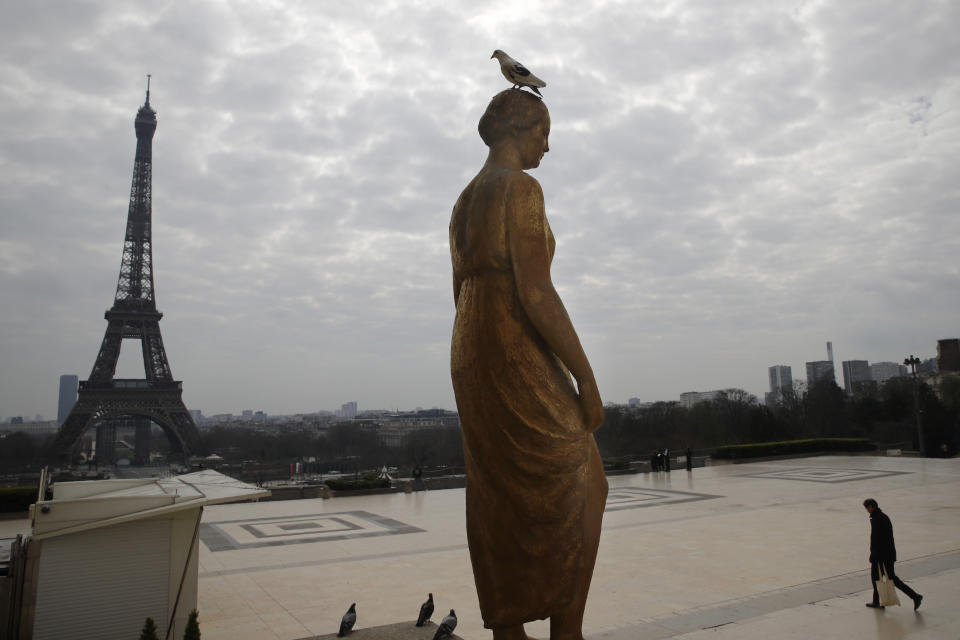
top-left (54, 385), bottom-right (202, 464)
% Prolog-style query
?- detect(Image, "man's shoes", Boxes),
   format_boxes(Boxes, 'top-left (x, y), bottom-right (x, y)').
top-left (913, 595), bottom-right (923, 611)
top-left (866, 603), bottom-right (885, 609)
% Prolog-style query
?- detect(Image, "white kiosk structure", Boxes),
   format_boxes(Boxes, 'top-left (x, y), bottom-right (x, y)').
top-left (9, 470), bottom-right (267, 639)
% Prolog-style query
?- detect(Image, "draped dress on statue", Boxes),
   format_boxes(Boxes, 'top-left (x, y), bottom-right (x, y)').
top-left (449, 167), bottom-right (607, 628)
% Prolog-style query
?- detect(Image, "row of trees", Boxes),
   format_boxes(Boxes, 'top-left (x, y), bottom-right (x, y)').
top-left (594, 376), bottom-right (960, 458)
top-left (2, 376), bottom-right (956, 478)
top-left (0, 423), bottom-right (466, 479)
top-left (166, 374), bottom-right (960, 478)
top-left (198, 423), bottom-right (464, 482)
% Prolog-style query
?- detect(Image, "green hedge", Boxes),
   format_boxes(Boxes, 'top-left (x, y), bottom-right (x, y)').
top-left (713, 438), bottom-right (875, 460)
top-left (0, 486), bottom-right (38, 513)
top-left (602, 457), bottom-right (630, 471)
top-left (324, 477), bottom-right (391, 491)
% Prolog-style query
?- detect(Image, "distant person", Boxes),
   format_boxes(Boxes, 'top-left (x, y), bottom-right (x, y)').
top-left (686, 447), bottom-right (693, 471)
top-left (413, 465), bottom-right (424, 491)
top-left (652, 451), bottom-right (661, 472)
top-left (663, 448), bottom-right (670, 472)
top-left (862, 498), bottom-right (922, 610)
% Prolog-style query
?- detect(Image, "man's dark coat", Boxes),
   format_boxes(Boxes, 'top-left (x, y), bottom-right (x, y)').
top-left (869, 508), bottom-right (897, 563)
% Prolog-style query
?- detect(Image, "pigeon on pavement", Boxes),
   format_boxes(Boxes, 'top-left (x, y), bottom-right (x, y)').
top-left (338, 603), bottom-right (356, 637)
top-left (416, 593), bottom-right (434, 627)
top-left (491, 50), bottom-right (546, 96)
top-left (432, 609), bottom-right (457, 640)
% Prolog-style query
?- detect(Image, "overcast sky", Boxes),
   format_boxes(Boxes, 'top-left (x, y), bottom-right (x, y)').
top-left (1, 0), bottom-right (958, 420)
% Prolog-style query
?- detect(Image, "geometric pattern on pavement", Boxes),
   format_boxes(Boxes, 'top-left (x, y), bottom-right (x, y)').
top-left (739, 467), bottom-right (911, 483)
top-left (604, 487), bottom-right (722, 512)
top-left (200, 510), bottom-right (424, 551)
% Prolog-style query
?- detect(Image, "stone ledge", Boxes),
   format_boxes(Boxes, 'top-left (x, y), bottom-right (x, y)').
top-left (298, 620), bottom-right (462, 640)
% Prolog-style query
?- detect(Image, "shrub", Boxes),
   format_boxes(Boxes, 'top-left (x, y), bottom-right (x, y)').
top-left (713, 438), bottom-right (875, 460)
top-left (324, 477), bottom-right (391, 491)
top-left (0, 486), bottom-right (38, 513)
top-left (140, 617), bottom-right (159, 640)
top-left (602, 457), bottom-right (630, 471)
top-left (183, 609), bottom-right (200, 640)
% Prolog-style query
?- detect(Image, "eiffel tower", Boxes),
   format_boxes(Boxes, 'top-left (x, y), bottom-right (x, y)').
top-left (55, 79), bottom-right (202, 462)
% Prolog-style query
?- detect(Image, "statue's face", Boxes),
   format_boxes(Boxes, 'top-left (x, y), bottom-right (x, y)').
top-left (520, 119), bottom-right (550, 169)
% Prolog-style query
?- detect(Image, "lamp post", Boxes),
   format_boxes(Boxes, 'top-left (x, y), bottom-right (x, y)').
top-left (903, 355), bottom-right (926, 456)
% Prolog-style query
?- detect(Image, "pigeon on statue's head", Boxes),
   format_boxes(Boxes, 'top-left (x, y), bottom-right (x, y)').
top-left (337, 603), bottom-right (356, 637)
top-left (416, 593), bottom-right (434, 627)
top-left (491, 50), bottom-right (546, 96)
top-left (431, 609), bottom-right (457, 640)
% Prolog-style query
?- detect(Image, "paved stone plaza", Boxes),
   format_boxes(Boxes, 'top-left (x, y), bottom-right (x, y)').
top-left (4, 455), bottom-right (957, 639)
top-left (193, 455), bottom-right (960, 640)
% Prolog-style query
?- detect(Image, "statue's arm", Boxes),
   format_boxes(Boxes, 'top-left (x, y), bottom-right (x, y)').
top-left (507, 175), bottom-right (604, 431)
top-left (450, 193), bottom-right (465, 307)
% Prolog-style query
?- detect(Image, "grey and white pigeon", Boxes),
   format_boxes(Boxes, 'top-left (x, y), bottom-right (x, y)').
top-left (431, 609), bottom-right (457, 640)
top-left (338, 603), bottom-right (356, 637)
top-left (491, 50), bottom-right (546, 96)
top-left (416, 593), bottom-right (434, 627)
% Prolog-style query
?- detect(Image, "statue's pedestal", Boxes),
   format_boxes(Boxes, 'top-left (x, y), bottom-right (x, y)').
top-left (298, 620), bottom-right (463, 640)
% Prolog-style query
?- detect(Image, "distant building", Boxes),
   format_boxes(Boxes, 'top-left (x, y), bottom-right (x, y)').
top-left (870, 361), bottom-right (906, 385)
top-left (765, 365), bottom-right (793, 406)
top-left (0, 420), bottom-right (58, 435)
top-left (57, 374), bottom-right (79, 425)
top-left (340, 401), bottom-right (358, 419)
top-left (679, 391), bottom-right (721, 408)
top-left (841, 360), bottom-right (871, 394)
top-left (189, 409), bottom-right (203, 423)
top-left (805, 361), bottom-right (835, 385)
top-left (373, 409), bottom-right (460, 447)
top-left (936, 339), bottom-right (959, 372)
top-left (768, 365), bottom-right (792, 392)
top-left (805, 341), bottom-right (837, 386)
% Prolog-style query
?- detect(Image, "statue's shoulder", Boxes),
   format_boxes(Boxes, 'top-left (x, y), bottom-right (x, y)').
top-left (500, 168), bottom-right (542, 194)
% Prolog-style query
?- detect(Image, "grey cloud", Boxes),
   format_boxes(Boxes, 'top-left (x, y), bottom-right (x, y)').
top-left (1, 1), bottom-right (958, 417)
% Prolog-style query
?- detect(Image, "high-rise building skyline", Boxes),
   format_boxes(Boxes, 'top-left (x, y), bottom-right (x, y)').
top-left (805, 360), bottom-right (836, 385)
top-left (937, 339), bottom-right (960, 372)
top-left (870, 361), bottom-right (906, 385)
top-left (768, 365), bottom-right (793, 394)
top-left (340, 401), bottom-right (358, 419)
top-left (766, 365), bottom-right (793, 405)
top-left (57, 375), bottom-right (78, 425)
top-left (841, 360), bottom-right (871, 394)
top-left (805, 341), bottom-right (836, 386)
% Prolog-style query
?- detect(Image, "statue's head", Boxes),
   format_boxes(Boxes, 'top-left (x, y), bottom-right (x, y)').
top-left (479, 90), bottom-right (550, 148)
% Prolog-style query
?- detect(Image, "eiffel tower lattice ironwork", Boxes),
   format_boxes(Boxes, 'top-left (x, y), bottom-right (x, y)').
top-left (55, 81), bottom-right (202, 461)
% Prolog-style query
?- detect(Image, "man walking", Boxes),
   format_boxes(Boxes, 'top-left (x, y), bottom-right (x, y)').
top-left (863, 498), bottom-right (923, 610)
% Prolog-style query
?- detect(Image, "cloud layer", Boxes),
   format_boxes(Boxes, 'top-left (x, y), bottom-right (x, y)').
top-left (2, 0), bottom-right (958, 418)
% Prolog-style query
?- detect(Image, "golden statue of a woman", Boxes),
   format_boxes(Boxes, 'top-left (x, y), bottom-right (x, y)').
top-left (449, 89), bottom-right (608, 640)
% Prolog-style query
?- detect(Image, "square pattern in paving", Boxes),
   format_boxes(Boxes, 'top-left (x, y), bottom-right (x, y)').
top-left (739, 467), bottom-right (911, 483)
top-left (200, 510), bottom-right (424, 551)
top-left (604, 487), bottom-right (722, 511)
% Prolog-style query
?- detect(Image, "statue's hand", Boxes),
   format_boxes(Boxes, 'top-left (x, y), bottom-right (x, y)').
top-left (578, 376), bottom-right (604, 432)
